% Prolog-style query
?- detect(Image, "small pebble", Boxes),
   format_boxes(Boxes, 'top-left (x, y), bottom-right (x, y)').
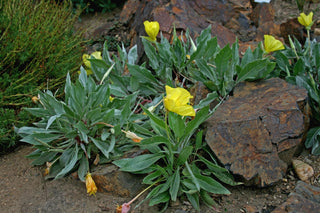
top-left (292, 159), bottom-right (314, 182)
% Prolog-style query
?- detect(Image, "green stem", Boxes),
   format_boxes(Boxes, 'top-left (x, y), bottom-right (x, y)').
top-left (307, 29), bottom-right (311, 56)
top-left (127, 178), bottom-right (164, 205)
top-left (164, 111), bottom-right (171, 140)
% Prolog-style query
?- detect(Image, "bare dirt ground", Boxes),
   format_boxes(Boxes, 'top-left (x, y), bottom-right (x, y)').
top-left (1, 1), bottom-right (320, 213)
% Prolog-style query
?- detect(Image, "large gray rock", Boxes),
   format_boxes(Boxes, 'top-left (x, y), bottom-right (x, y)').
top-left (205, 78), bottom-right (310, 187)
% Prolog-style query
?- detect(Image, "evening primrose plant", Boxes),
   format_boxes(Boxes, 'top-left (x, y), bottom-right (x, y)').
top-left (140, 24), bottom-right (276, 99)
top-left (16, 69), bottom-right (140, 186)
top-left (114, 86), bottom-right (240, 212)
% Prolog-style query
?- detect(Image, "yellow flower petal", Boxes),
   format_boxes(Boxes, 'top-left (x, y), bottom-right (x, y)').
top-left (91, 51), bottom-right (102, 60)
top-left (143, 20), bottom-right (160, 41)
top-left (264, 35), bottom-right (285, 53)
top-left (85, 173), bottom-right (97, 196)
top-left (164, 85), bottom-right (195, 116)
top-left (82, 54), bottom-right (91, 68)
top-left (298, 12), bottom-right (313, 28)
top-left (82, 51), bottom-right (102, 69)
top-left (173, 105), bottom-right (196, 117)
top-left (109, 96), bottom-right (114, 102)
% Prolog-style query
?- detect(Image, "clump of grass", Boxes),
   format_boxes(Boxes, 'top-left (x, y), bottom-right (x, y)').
top-left (0, 0), bottom-right (86, 153)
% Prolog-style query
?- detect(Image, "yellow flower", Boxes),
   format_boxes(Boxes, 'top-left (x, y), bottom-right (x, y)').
top-left (263, 35), bottom-right (285, 53)
top-left (109, 96), bottom-right (114, 102)
top-left (85, 172), bottom-right (97, 196)
top-left (143, 20), bottom-right (160, 41)
top-left (164, 85), bottom-right (195, 117)
top-left (82, 51), bottom-right (102, 75)
top-left (298, 12), bottom-right (313, 29)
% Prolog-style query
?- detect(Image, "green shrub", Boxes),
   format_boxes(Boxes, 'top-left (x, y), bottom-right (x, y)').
top-left (0, 0), bottom-right (86, 153)
top-left (68, 0), bottom-right (126, 13)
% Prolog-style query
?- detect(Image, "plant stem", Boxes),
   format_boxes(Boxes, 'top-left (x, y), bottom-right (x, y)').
top-left (127, 179), bottom-right (162, 205)
top-left (164, 111), bottom-right (171, 140)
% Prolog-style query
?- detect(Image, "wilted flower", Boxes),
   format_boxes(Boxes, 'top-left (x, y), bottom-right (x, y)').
top-left (263, 35), bottom-right (285, 53)
top-left (82, 51), bottom-right (102, 75)
top-left (164, 85), bottom-right (195, 117)
top-left (43, 162), bottom-right (52, 176)
top-left (32, 96), bottom-right (39, 103)
top-left (124, 131), bottom-right (143, 143)
top-left (143, 20), bottom-right (160, 41)
top-left (298, 12), bottom-right (313, 29)
top-left (85, 172), bottom-right (97, 196)
top-left (116, 203), bottom-right (131, 213)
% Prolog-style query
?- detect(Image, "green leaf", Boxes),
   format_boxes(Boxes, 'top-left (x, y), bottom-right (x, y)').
top-left (24, 108), bottom-right (50, 117)
top-left (46, 114), bottom-right (61, 130)
top-left (177, 146), bottom-right (193, 166)
top-left (113, 153), bottom-right (164, 172)
top-left (296, 76), bottom-right (320, 103)
top-left (237, 59), bottom-right (273, 83)
top-left (128, 44), bottom-right (138, 64)
top-left (17, 127), bottom-right (57, 135)
top-left (131, 123), bottom-right (154, 137)
top-left (90, 58), bottom-right (110, 81)
top-left (140, 136), bottom-right (172, 147)
top-left (127, 64), bottom-right (158, 85)
top-left (55, 145), bottom-right (78, 179)
top-left (186, 193), bottom-right (200, 211)
top-left (305, 127), bottom-right (320, 150)
top-left (78, 155), bottom-right (89, 182)
top-left (181, 179), bottom-right (198, 192)
top-left (194, 92), bottom-right (218, 109)
top-left (20, 133), bottom-right (62, 146)
top-left (196, 59), bottom-right (217, 82)
top-left (31, 151), bottom-right (58, 166)
top-left (149, 191), bottom-right (170, 206)
top-left (215, 45), bottom-right (232, 81)
top-left (293, 58), bottom-right (305, 75)
top-left (195, 130), bottom-right (204, 149)
top-left (169, 167), bottom-right (180, 201)
top-left (142, 38), bottom-right (159, 70)
top-left (185, 105), bottom-right (210, 136)
top-left (198, 155), bottom-right (240, 186)
top-left (200, 190), bottom-right (218, 208)
top-left (274, 51), bottom-right (290, 72)
top-left (90, 137), bottom-right (112, 159)
top-left (143, 169), bottom-right (163, 184)
top-left (141, 105), bottom-right (166, 131)
top-left (109, 84), bottom-right (127, 97)
top-left (168, 112), bottom-right (185, 139)
top-left (79, 67), bottom-right (88, 88)
top-left (185, 162), bottom-right (200, 191)
top-left (102, 41), bottom-right (113, 64)
top-left (195, 174), bottom-right (230, 194)
top-left (240, 46), bottom-right (254, 68)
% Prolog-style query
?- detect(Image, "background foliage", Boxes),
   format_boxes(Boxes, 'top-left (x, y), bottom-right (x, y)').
top-left (67, 0), bottom-right (126, 13)
top-left (0, 0), bottom-right (85, 153)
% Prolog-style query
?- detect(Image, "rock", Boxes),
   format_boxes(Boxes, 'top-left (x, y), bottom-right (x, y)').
top-left (272, 181), bottom-right (320, 213)
top-left (280, 18), bottom-right (305, 45)
top-left (91, 164), bottom-right (145, 197)
top-left (205, 78), bottom-right (309, 187)
top-left (292, 159), bottom-right (314, 182)
top-left (119, 0), bottom-right (255, 60)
